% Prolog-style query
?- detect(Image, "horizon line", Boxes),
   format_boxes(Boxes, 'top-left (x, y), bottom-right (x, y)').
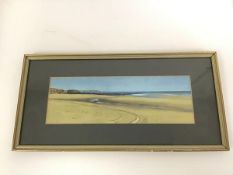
top-left (49, 88), bottom-right (191, 93)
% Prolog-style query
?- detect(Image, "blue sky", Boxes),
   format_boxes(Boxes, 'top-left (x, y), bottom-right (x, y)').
top-left (49, 76), bottom-right (191, 92)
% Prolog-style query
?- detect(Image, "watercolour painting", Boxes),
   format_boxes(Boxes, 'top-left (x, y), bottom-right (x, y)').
top-left (46, 76), bottom-right (194, 124)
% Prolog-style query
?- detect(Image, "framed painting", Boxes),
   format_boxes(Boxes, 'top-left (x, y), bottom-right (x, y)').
top-left (12, 52), bottom-right (229, 151)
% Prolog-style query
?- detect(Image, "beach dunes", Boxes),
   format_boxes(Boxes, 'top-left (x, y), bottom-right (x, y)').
top-left (46, 93), bottom-right (195, 124)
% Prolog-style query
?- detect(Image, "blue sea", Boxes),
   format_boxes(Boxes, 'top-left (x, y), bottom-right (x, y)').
top-left (130, 91), bottom-right (192, 98)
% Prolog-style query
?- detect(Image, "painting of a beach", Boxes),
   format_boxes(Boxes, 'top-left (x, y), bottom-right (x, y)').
top-left (46, 76), bottom-right (195, 124)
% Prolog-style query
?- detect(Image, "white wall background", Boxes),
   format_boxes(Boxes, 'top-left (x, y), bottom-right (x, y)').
top-left (0, 0), bottom-right (233, 174)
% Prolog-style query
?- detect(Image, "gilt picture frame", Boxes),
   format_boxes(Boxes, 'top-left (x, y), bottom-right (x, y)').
top-left (13, 52), bottom-right (229, 151)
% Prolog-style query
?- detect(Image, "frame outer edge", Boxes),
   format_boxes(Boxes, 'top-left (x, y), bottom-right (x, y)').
top-left (211, 53), bottom-right (230, 150)
top-left (12, 52), bottom-right (229, 151)
top-left (24, 52), bottom-right (215, 60)
top-left (12, 55), bottom-right (30, 150)
top-left (13, 145), bottom-right (227, 152)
